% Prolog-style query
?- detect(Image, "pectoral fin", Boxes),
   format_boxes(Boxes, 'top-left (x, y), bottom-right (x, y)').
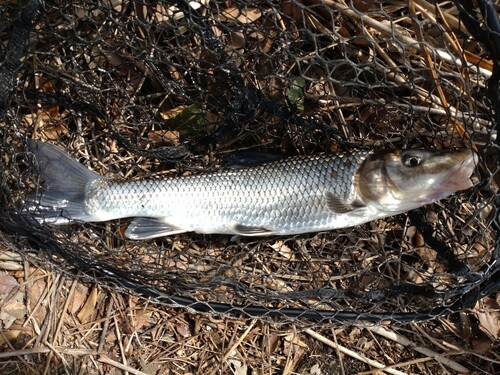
top-left (232, 224), bottom-right (274, 236)
top-left (125, 217), bottom-right (187, 239)
top-left (325, 192), bottom-right (365, 214)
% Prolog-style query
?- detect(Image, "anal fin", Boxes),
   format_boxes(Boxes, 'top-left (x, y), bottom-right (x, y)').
top-left (125, 217), bottom-right (186, 240)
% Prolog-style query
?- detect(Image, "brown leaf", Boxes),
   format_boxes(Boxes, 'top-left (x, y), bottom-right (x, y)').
top-left (77, 287), bottom-right (99, 323)
top-left (0, 276), bottom-right (25, 329)
top-left (262, 333), bottom-right (280, 354)
top-left (283, 333), bottom-right (308, 355)
top-left (474, 297), bottom-right (500, 341)
top-left (281, 1), bottom-right (303, 21)
top-left (131, 310), bottom-right (153, 331)
top-left (221, 6), bottom-right (262, 23)
top-left (147, 130), bottom-right (181, 146)
top-left (415, 246), bottom-right (437, 270)
top-left (288, 334), bottom-right (308, 348)
top-left (226, 355), bottom-right (248, 375)
top-left (174, 320), bottom-right (191, 338)
top-left (0, 330), bottom-right (21, 346)
top-left (270, 241), bottom-right (293, 260)
top-left (68, 283), bottom-right (89, 315)
top-left (28, 276), bottom-right (48, 326)
top-left (0, 272), bottom-right (18, 294)
top-left (159, 106), bottom-right (188, 120)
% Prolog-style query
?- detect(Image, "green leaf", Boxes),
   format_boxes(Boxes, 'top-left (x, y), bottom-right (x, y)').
top-left (287, 77), bottom-right (306, 112)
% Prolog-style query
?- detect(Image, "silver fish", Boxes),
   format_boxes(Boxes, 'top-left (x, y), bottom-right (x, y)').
top-left (26, 141), bottom-right (477, 240)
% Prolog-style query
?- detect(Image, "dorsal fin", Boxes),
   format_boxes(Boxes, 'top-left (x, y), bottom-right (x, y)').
top-left (225, 152), bottom-right (285, 169)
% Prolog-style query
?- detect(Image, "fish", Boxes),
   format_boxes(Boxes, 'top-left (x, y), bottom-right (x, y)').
top-left (25, 140), bottom-right (477, 240)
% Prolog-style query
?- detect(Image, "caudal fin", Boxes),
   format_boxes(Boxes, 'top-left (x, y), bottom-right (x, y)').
top-left (26, 140), bottom-right (101, 224)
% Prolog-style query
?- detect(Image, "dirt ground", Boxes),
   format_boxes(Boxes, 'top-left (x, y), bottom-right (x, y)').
top-left (0, 249), bottom-right (498, 374)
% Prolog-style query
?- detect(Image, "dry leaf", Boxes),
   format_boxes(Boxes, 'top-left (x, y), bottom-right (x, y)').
top-left (283, 332), bottom-right (308, 371)
top-left (132, 309), bottom-right (153, 331)
top-left (415, 246), bottom-right (437, 270)
top-left (474, 297), bottom-right (500, 341)
top-left (283, 334), bottom-right (307, 368)
top-left (77, 286), bottom-right (99, 323)
top-left (147, 130), bottom-right (181, 145)
top-left (281, 1), bottom-right (303, 21)
top-left (0, 330), bottom-right (21, 346)
top-left (352, 0), bottom-right (378, 11)
top-left (159, 105), bottom-right (188, 120)
top-left (221, 6), bottom-right (262, 23)
top-left (28, 276), bottom-right (48, 325)
top-left (356, 336), bottom-right (373, 351)
top-left (270, 241), bottom-right (293, 260)
top-left (404, 225), bottom-right (417, 238)
top-left (226, 352), bottom-right (248, 375)
top-left (174, 320), bottom-right (191, 338)
top-left (263, 333), bottom-right (280, 354)
top-left (164, 0), bottom-right (207, 21)
top-left (283, 333), bottom-right (308, 349)
top-left (68, 283), bottom-right (89, 315)
top-left (0, 274), bottom-right (25, 329)
top-left (0, 299), bottom-right (24, 329)
top-left (0, 272), bottom-right (18, 294)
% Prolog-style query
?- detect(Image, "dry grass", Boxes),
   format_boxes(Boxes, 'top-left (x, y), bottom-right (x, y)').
top-left (0, 0), bottom-right (499, 373)
top-left (0, 249), bottom-right (498, 374)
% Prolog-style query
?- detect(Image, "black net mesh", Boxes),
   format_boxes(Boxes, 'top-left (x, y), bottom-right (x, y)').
top-left (0, 0), bottom-right (499, 323)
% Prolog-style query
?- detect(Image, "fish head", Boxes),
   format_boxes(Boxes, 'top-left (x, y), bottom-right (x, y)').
top-left (356, 149), bottom-right (477, 213)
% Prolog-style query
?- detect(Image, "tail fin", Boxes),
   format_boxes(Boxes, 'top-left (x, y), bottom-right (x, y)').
top-left (26, 140), bottom-right (101, 224)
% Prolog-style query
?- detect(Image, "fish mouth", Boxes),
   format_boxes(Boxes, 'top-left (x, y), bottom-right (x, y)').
top-left (438, 149), bottom-right (477, 192)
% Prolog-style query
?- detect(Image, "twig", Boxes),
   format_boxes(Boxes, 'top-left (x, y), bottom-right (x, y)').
top-left (43, 274), bottom-right (64, 375)
top-left (409, 0), bottom-right (471, 144)
top-left (22, 273), bottom-right (50, 330)
top-left (53, 278), bottom-right (78, 343)
top-left (367, 326), bottom-right (471, 373)
top-left (304, 328), bottom-right (407, 375)
top-left (413, 0), bottom-right (463, 31)
top-left (98, 297), bottom-right (115, 353)
top-left (358, 355), bottom-right (446, 374)
top-left (330, 328), bottom-right (346, 375)
top-left (44, 340), bottom-right (71, 371)
top-left (114, 312), bottom-right (129, 375)
top-left (0, 331), bottom-right (38, 373)
top-left (98, 354), bottom-right (149, 375)
top-left (0, 347), bottom-right (96, 358)
top-left (221, 320), bottom-right (256, 363)
top-left (323, 0), bottom-right (492, 78)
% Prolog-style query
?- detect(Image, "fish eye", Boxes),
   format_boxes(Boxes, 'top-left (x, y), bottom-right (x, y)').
top-left (401, 153), bottom-right (421, 167)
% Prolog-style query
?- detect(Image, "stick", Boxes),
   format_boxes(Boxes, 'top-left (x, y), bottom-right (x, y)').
top-left (305, 329), bottom-right (407, 375)
top-left (98, 354), bottom-right (149, 375)
top-left (367, 326), bottom-right (471, 373)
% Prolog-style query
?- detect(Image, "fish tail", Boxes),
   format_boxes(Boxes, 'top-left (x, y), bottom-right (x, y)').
top-left (26, 140), bottom-right (100, 224)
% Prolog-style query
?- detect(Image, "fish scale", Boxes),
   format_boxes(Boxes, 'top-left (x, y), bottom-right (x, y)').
top-left (85, 154), bottom-right (367, 236)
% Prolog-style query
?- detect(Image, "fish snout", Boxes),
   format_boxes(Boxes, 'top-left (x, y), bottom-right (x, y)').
top-left (442, 149), bottom-right (477, 192)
